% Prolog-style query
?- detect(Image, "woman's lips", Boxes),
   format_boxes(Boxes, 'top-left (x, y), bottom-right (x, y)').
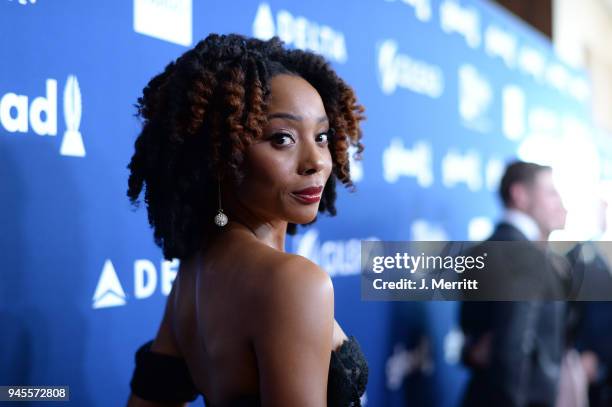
top-left (291, 186), bottom-right (323, 204)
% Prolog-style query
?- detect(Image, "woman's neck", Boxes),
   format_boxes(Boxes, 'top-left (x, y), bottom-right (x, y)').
top-left (228, 218), bottom-right (287, 252)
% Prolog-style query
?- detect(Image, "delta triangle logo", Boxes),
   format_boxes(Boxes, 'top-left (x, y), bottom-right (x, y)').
top-left (92, 259), bottom-right (127, 309)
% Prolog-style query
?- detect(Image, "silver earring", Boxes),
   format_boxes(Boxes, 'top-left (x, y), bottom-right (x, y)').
top-left (214, 179), bottom-right (228, 227)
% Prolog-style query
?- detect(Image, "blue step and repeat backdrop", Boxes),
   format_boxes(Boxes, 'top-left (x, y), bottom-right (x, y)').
top-left (1, 0), bottom-right (610, 406)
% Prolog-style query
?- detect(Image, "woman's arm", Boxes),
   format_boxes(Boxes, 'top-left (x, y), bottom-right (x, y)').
top-left (253, 256), bottom-right (335, 407)
top-left (126, 280), bottom-right (194, 407)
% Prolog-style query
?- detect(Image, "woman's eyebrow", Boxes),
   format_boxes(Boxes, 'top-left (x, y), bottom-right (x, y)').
top-left (268, 112), bottom-right (329, 123)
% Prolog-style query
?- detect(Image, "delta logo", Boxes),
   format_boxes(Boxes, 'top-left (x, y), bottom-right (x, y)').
top-left (92, 258), bottom-right (180, 309)
top-left (252, 3), bottom-right (348, 64)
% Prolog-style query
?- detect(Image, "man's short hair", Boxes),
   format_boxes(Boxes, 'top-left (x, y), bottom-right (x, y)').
top-left (499, 160), bottom-right (551, 207)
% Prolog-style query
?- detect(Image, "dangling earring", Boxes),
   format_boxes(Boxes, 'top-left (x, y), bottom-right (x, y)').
top-left (214, 179), bottom-right (228, 227)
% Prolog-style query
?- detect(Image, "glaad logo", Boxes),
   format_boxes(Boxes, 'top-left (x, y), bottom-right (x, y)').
top-left (377, 39), bottom-right (443, 98)
top-left (458, 64), bottom-right (492, 133)
top-left (517, 46), bottom-right (546, 80)
top-left (545, 64), bottom-right (570, 93)
top-left (484, 25), bottom-right (517, 68)
top-left (441, 149), bottom-right (482, 191)
top-left (92, 258), bottom-right (180, 309)
top-left (384, 0), bottom-right (432, 22)
top-left (252, 3), bottom-right (348, 63)
top-left (8, 0), bottom-right (37, 5)
top-left (1, 79), bottom-right (56, 135)
top-left (61, 75), bottom-right (85, 157)
top-left (0, 75), bottom-right (86, 157)
top-left (382, 138), bottom-right (433, 187)
top-left (293, 229), bottom-right (375, 277)
top-left (502, 84), bottom-right (525, 140)
top-left (516, 48), bottom-right (589, 102)
top-left (439, 0), bottom-right (480, 48)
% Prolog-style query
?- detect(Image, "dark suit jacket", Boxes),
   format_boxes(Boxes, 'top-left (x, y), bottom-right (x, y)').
top-left (566, 242), bottom-right (612, 405)
top-left (566, 242), bottom-right (612, 301)
top-left (459, 222), bottom-right (566, 407)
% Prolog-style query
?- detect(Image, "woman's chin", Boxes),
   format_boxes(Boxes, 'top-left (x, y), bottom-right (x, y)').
top-left (288, 210), bottom-right (319, 225)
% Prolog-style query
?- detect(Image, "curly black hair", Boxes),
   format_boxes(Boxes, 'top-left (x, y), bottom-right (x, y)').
top-left (127, 33), bottom-right (365, 261)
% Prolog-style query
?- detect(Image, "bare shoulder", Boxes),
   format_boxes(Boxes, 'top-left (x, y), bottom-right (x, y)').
top-left (254, 250), bottom-right (334, 310)
top-left (246, 247), bottom-right (335, 338)
top-left (249, 251), bottom-right (335, 405)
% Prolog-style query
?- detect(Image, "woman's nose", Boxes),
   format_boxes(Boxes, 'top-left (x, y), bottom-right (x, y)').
top-left (298, 139), bottom-right (327, 176)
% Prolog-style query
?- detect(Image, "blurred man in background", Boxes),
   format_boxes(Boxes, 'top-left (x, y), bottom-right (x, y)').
top-left (564, 196), bottom-right (612, 407)
top-left (460, 160), bottom-right (568, 407)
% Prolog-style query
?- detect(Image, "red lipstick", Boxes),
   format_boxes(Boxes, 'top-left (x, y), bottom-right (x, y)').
top-left (291, 186), bottom-right (323, 204)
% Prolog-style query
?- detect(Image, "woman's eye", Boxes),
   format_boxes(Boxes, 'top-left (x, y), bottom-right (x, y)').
top-left (271, 132), bottom-right (294, 146)
top-left (316, 132), bottom-right (329, 144)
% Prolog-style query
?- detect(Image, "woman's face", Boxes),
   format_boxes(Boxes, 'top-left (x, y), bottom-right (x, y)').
top-left (237, 74), bottom-right (333, 226)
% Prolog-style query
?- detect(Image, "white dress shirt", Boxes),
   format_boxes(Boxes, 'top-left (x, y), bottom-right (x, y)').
top-left (502, 209), bottom-right (541, 241)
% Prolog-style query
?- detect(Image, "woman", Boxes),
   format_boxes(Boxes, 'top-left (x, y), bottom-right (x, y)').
top-left (125, 33), bottom-right (367, 407)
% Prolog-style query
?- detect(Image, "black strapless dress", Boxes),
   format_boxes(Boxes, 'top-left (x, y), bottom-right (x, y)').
top-left (130, 336), bottom-right (368, 407)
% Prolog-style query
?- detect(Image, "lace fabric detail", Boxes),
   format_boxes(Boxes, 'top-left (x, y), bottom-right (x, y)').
top-left (327, 336), bottom-right (369, 407)
top-left (131, 336), bottom-right (368, 406)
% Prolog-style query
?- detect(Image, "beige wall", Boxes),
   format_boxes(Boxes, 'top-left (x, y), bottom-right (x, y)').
top-left (554, 0), bottom-right (612, 132)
